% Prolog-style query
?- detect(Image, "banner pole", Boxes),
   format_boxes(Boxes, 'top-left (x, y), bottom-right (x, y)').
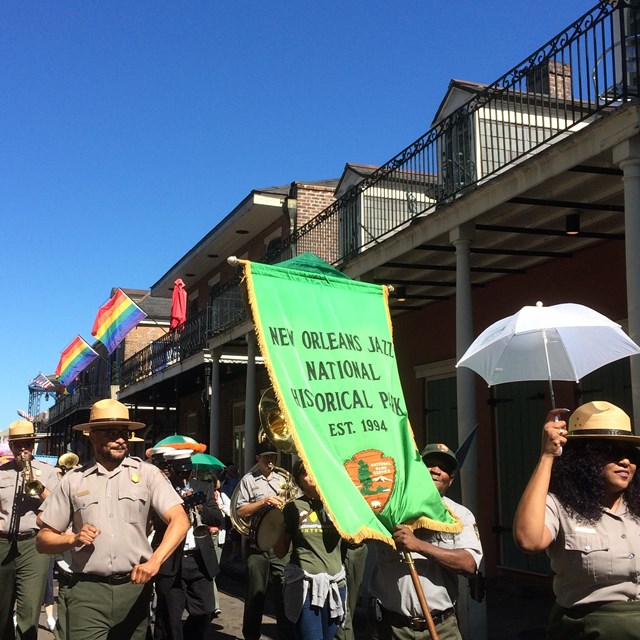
top-left (403, 551), bottom-right (440, 640)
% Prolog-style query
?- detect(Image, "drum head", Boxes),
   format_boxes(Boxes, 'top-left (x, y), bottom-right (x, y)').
top-left (256, 506), bottom-right (284, 551)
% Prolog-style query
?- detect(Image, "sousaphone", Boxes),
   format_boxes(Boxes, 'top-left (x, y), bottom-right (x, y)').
top-left (258, 387), bottom-right (296, 455)
top-left (229, 387), bottom-right (298, 541)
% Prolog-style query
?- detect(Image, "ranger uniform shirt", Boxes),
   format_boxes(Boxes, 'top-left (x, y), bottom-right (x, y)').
top-left (545, 492), bottom-right (640, 608)
top-left (41, 456), bottom-right (182, 576)
top-left (370, 496), bottom-right (483, 617)
top-left (235, 468), bottom-right (289, 508)
top-left (0, 458), bottom-right (59, 533)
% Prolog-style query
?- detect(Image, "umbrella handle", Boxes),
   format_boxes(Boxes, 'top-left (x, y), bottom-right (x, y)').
top-left (542, 329), bottom-right (556, 410)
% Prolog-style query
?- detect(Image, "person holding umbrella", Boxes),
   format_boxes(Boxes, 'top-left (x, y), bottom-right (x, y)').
top-left (514, 401), bottom-right (640, 639)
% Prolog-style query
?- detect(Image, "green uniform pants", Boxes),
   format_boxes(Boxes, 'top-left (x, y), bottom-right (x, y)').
top-left (0, 536), bottom-right (50, 640)
top-left (548, 600), bottom-right (640, 639)
top-left (243, 549), bottom-right (294, 640)
top-left (378, 613), bottom-right (462, 640)
top-left (65, 578), bottom-right (153, 640)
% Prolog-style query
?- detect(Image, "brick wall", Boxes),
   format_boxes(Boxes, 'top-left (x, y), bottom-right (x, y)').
top-left (122, 324), bottom-right (167, 361)
top-left (526, 60), bottom-right (572, 100)
top-left (292, 182), bottom-right (339, 262)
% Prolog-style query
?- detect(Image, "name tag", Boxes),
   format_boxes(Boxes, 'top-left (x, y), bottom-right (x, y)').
top-left (76, 490), bottom-right (90, 497)
top-left (574, 526), bottom-right (597, 534)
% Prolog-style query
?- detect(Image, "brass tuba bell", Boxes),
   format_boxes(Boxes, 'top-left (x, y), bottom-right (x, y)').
top-left (258, 387), bottom-right (296, 455)
top-left (57, 452), bottom-right (80, 472)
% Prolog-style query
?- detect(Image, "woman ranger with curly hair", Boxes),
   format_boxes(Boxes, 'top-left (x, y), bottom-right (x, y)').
top-left (514, 401), bottom-right (640, 639)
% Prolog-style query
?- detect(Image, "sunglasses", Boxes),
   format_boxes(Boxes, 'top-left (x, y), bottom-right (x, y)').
top-left (598, 442), bottom-right (640, 464)
top-left (94, 429), bottom-right (130, 441)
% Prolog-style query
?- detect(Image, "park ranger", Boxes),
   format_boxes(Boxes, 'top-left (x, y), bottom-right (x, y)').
top-left (36, 399), bottom-right (190, 640)
top-left (0, 419), bottom-right (58, 640)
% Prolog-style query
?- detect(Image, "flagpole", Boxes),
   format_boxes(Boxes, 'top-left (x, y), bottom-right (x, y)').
top-left (403, 551), bottom-right (440, 640)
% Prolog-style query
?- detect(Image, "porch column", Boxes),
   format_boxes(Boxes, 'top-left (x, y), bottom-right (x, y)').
top-left (613, 136), bottom-right (640, 426)
top-left (451, 222), bottom-right (486, 640)
top-left (244, 331), bottom-right (258, 471)
top-left (450, 222), bottom-right (478, 512)
top-left (208, 352), bottom-right (221, 456)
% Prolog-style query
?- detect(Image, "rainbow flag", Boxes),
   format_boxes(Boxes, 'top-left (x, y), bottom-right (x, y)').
top-left (91, 289), bottom-right (147, 354)
top-left (55, 336), bottom-right (99, 387)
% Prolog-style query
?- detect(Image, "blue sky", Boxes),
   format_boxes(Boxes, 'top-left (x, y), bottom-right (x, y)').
top-left (1, 1), bottom-right (595, 429)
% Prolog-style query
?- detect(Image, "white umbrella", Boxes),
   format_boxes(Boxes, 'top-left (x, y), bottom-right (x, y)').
top-left (456, 301), bottom-right (640, 407)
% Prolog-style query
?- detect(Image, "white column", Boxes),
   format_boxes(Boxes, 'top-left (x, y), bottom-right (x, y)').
top-left (451, 222), bottom-right (487, 640)
top-left (614, 137), bottom-right (640, 426)
top-left (208, 353), bottom-right (221, 455)
top-left (450, 222), bottom-right (478, 512)
top-left (244, 331), bottom-right (258, 471)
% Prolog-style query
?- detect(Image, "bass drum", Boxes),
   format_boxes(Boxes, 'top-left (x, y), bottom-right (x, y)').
top-left (249, 504), bottom-right (284, 551)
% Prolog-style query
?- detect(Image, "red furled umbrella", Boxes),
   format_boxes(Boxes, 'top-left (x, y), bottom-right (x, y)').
top-left (170, 278), bottom-right (187, 330)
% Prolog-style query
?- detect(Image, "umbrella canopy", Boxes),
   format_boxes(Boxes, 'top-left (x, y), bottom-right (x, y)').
top-left (457, 302), bottom-right (640, 405)
top-left (191, 452), bottom-right (224, 471)
top-left (170, 279), bottom-right (187, 330)
top-left (154, 434), bottom-right (206, 453)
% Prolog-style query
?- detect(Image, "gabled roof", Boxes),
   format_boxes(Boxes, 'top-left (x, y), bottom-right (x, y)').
top-left (335, 163), bottom-right (381, 198)
top-left (431, 79), bottom-right (489, 126)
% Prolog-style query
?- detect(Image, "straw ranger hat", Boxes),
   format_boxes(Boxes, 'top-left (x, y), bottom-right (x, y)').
top-left (7, 419), bottom-right (47, 441)
top-left (73, 399), bottom-right (145, 432)
top-left (567, 401), bottom-right (640, 443)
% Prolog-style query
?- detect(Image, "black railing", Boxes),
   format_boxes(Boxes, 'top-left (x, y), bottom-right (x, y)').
top-left (118, 1), bottom-right (638, 390)
top-left (46, 382), bottom-right (110, 423)
top-left (119, 282), bottom-right (250, 389)
top-left (278, 0), bottom-right (637, 262)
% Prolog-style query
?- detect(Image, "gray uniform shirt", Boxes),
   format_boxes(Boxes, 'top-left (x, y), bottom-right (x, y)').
top-left (0, 459), bottom-right (59, 533)
top-left (370, 496), bottom-right (483, 616)
top-left (41, 456), bottom-right (182, 576)
top-left (545, 492), bottom-right (640, 608)
top-left (235, 468), bottom-right (289, 508)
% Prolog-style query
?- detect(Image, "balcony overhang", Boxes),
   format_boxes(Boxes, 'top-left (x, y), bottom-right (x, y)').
top-left (342, 103), bottom-right (637, 311)
top-left (151, 189), bottom-right (288, 297)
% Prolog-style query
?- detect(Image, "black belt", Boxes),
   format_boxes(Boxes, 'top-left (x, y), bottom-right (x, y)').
top-left (75, 572), bottom-right (131, 585)
top-left (381, 606), bottom-right (456, 630)
top-left (0, 531), bottom-right (36, 541)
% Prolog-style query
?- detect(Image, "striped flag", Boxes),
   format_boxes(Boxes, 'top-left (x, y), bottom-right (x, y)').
top-left (29, 372), bottom-right (55, 392)
top-left (91, 289), bottom-right (147, 354)
top-left (55, 336), bottom-right (99, 387)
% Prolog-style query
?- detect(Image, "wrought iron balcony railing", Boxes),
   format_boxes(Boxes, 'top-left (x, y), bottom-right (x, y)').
top-left (119, 278), bottom-right (249, 389)
top-left (46, 381), bottom-right (111, 423)
top-left (118, 1), bottom-right (638, 390)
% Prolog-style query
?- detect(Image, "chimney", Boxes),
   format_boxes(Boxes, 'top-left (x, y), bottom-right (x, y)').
top-left (526, 60), bottom-right (572, 100)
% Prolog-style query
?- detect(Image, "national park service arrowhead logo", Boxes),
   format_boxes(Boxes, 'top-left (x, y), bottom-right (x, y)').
top-left (344, 449), bottom-right (395, 513)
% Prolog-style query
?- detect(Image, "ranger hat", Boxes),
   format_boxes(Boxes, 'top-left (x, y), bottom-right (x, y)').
top-left (420, 443), bottom-right (459, 472)
top-left (568, 401), bottom-right (640, 442)
top-left (7, 419), bottom-right (47, 441)
top-left (255, 440), bottom-right (278, 456)
top-left (74, 399), bottom-right (145, 432)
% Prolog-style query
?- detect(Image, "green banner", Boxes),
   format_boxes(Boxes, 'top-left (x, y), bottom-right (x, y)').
top-left (241, 254), bottom-right (461, 544)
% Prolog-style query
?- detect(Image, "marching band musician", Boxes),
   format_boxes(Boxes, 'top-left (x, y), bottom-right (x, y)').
top-left (36, 399), bottom-right (190, 640)
top-left (235, 440), bottom-right (294, 640)
top-left (153, 448), bottom-right (223, 640)
top-left (0, 419), bottom-right (59, 640)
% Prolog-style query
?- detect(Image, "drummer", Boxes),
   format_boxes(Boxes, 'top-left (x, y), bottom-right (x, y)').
top-left (235, 440), bottom-right (294, 640)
